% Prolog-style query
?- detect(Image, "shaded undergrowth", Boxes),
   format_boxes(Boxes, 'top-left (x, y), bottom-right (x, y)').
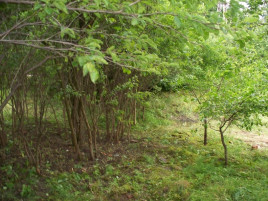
top-left (1, 93), bottom-right (267, 201)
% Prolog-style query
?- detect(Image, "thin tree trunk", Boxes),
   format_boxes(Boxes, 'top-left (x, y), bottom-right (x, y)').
top-left (127, 123), bottom-right (131, 143)
top-left (220, 127), bottom-right (228, 166)
top-left (105, 106), bottom-right (111, 141)
top-left (80, 100), bottom-right (95, 160)
top-left (77, 101), bottom-right (83, 145)
top-left (0, 83), bottom-right (21, 113)
top-left (0, 90), bottom-right (7, 148)
top-left (50, 102), bottom-right (60, 129)
top-left (142, 106), bottom-right (145, 121)
top-left (58, 70), bottom-right (81, 159)
top-left (64, 98), bottom-right (82, 160)
top-left (0, 119), bottom-right (7, 148)
top-left (204, 118), bottom-right (208, 145)
top-left (62, 102), bottom-right (68, 134)
top-left (11, 98), bottom-right (16, 139)
top-left (133, 99), bottom-right (137, 125)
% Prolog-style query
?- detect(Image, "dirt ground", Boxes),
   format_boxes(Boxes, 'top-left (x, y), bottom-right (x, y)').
top-left (231, 129), bottom-right (268, 149)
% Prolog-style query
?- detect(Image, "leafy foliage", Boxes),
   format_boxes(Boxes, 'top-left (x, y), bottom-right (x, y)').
top-left (0, 0), bottom-right (267, 199)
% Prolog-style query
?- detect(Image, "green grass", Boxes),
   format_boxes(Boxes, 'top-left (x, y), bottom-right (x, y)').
top-left (1, 92), bottom-right (268, 200)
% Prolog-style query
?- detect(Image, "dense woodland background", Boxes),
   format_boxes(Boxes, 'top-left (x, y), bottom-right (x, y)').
top-left (0, 0), bottom-right (267, 200)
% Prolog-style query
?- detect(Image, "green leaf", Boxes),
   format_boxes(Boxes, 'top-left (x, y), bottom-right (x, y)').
top-left (145, 38), bottom-right (158, 50)
top-left (131, 18), bottom-right (138, 26)
top-left (244, 16), bottom-right (258, 23)
top-left (94, 0), bottom-right (101, 8)
top-left (61, 27), bottom-right (75, 38)
top-left (89, 42), bottom-right (101, 49)
top-left (34, 3), bottom-right (42, 10)
top-left (103, 0), bottom-right (109, 7)
top-left (237, 39), bottom-right (245, 48)
top-left (111, 52), bottom-right (119, 62)
top-left (41, 0), bottom-right (49, 4)
top-left (90, 55), bottom-right (108, 65)
top-left (106, 46), bottom-right (119, 62)
top-left (106, 46), bottom-right (115, 54)
top-left (83, 62), bottom-right (99, 83)
top-left (174, 16), bottom-right (181, 28)
top-left (203, 31), bottom-right (209, 40)
top-left (83, 62), bottom-right (92, 76)
top-left (123, 67), bottom-right (131, 74)
top-left (95, 13), bottom-right (101, 18)
top-left (53, 1), bottom-right (68, 14)
top-left (44, 7), bottom-right (54, 15)
top-left (77, 55), bottom-right (90, 66)
top-left (209, 12), bottom-right (223, 23)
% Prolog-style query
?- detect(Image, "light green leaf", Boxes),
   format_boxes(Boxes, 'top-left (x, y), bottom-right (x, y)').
top-left (78, 55), bottom-right (90, 66)
top-left (106, 46), bottom-right (119, 62)
top-left (89, 42), bottom-right (101, 49)
top-left (103, 0), bottom-right (109, 7)
top-left (111, 52), bottom-right (119, 62)
top-left (95, 13), bottom-right (101, 18)
top-left (90, 55), bottom-right (108, 65)
top-left (44, 7), bottom-right (53, 15)
top-left (122, 67), bottom-right (131, 74)
top-left (131, 18), bottom-right (138, 26)
top-left (106, 46), bottom-right (115, 54)
top-left (41, 0), bottom-right (49, 4)
top-left (174, 16), bottom-right (181, 28)
top-left (145, 38), bottom-right (157, 50)
top-left (94, 0), bottom-right (101, 8)
top-left (203, 31), bottom-right (209, 40)
top-left (83, 62), bottom-right (93, 76)
top-left (244, 16), bottom-right (258, 23)
top-left (61, 27), bottom-right (75, 38)
top-left (34, 3), bottom-right (42, 10)
top-left (83, 62), bottom-right (99, 83)
top-left (53, 1), bottom-right (68, 14)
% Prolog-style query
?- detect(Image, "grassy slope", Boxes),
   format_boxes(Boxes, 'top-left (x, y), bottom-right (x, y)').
top-left (1, 93), bottom-right (268, 201)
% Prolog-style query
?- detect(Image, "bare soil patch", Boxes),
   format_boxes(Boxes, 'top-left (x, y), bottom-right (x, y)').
top-left (231, 129), bottom-right (268, 149)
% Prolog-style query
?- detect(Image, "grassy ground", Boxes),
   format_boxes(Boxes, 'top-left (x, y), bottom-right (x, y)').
top-left (1, 92), bottom-right (268, 201)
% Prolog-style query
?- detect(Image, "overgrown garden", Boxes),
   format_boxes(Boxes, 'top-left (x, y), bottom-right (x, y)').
top-left (0, 0), bottom-right (267, 200)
